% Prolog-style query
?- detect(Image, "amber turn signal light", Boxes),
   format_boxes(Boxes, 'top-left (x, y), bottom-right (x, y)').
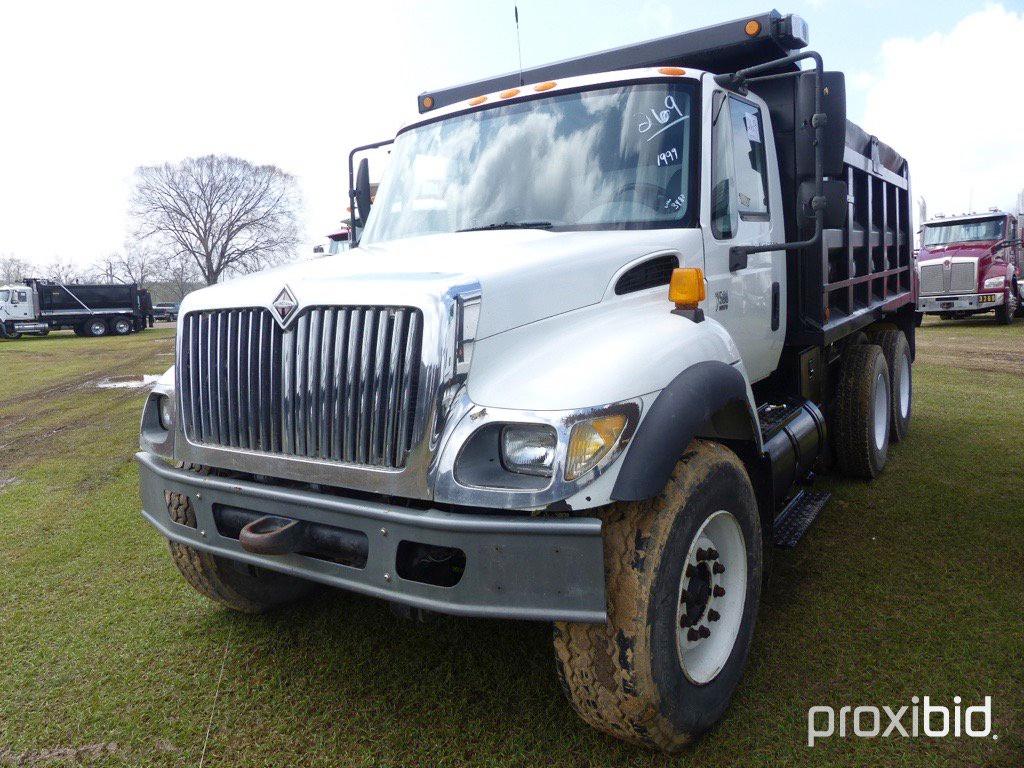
top-left (669, 268), bottom-right (706, 309)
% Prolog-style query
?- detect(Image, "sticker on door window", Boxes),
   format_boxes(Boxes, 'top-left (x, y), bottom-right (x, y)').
top-left (743, 112), bottom-right (761, 143)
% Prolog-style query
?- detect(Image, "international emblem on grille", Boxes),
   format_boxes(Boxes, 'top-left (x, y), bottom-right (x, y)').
top-left (272, 286), bottom-right (298, 326)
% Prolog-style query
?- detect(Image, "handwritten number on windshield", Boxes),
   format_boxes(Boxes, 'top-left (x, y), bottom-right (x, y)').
top-left (638, 96), bottom-right (688, 141)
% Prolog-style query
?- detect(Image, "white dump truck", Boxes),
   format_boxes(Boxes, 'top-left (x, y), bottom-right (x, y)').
top-left (137, 11), bottom-right (916, 750)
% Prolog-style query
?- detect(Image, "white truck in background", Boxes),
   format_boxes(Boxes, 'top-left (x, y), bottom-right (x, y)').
top-left (137, 11), bottom-right (917, 750)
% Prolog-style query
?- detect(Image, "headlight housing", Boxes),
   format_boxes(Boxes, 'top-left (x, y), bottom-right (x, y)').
top-left (983, 276), bottom-right (1005, 290)
top-left (565, 414), bottom-right (628, 480)
top-left (500, 424), bottom-right (557, 477)
top-left (157, 395), bottom-right (173, 430)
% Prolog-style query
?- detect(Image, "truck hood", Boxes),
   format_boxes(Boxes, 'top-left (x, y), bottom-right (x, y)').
top-left (180, 228), bottom-right (701, 339)
top-left (918, 241), bottom-right (998, 263)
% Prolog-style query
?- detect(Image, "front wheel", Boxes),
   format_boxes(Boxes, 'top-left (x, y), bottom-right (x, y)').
top-left (553, 440), bottom-right (762, 752)
top-left (995, 286), bottom-right (1018, 324)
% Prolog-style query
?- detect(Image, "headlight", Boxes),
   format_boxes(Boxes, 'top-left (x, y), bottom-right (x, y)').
top-left (565, 414), bottom-right (628, 480)
top-left (500, 424), bottom-right (557, 477)
top-left (983, 276), bottom-right (1005, 290)
top-left (157, 395), bottom-right (173, 430)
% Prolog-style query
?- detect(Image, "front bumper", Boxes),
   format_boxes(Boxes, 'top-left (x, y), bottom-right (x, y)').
top-left (918, 293), bottom-right (1002, 313)
top-left (137, 452), bottom-right (607, 623)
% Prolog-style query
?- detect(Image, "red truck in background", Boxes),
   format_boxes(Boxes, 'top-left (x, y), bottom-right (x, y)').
top-left (916, 210), bottom-right (1023, 324)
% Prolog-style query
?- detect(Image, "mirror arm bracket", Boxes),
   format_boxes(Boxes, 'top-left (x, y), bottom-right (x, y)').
top-left (718, 51), bottom-right (828, 272)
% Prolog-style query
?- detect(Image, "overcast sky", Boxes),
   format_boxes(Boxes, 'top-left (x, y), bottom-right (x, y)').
top-left (2, 0), bottom-right (1022, 269)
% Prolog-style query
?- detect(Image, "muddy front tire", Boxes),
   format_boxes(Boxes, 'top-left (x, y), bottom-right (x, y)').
top-left (166, 481), bottom-right (316, 613)
top-left (553, 440), bottom-right (762, 752)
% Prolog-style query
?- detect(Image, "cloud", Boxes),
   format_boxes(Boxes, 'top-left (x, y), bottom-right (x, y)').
top-left (859, 4), bottom-right (1024, 217)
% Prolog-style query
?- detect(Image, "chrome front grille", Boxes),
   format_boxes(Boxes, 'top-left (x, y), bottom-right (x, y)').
top-left (919, 264), bottom-right (945, 295)
top-left (178, 306), bottom-right (423, 468)
top-left (950, 262), bottom-right (976, 293)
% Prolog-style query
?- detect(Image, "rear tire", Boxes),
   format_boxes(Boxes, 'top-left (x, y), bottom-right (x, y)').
top-left (85, 319), bottom-right (108, 337)
top-left (831, 344), bottom-right (891, 479)
top-left (553, 440), bottom-right (762, 752)
top-left (871, 329), bottom-right (912, 443)
top-left (166, 468), bottom-right (316, 613)
top-left (112, 317), bottom-right (132, 335)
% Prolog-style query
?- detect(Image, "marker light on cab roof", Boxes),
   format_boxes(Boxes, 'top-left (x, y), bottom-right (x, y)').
top-left (658, 66), bottom-right (686, 76)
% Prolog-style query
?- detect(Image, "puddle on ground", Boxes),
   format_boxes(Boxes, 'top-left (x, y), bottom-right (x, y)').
top-left (94, 375), bottom-right (161, 389)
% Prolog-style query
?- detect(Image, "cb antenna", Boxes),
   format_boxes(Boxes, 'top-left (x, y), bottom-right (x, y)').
top-left (514, 4), bottom-right (524, 86)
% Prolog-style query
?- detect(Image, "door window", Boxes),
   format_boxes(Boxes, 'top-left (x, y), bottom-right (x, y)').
top-left (711, 92), bottom-right (770, 240)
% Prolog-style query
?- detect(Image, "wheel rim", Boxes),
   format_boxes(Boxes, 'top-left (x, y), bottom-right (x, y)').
top-left (91, 321), bottom-right (106, 335)
top-left (873, 371), bottom-right (889, 450)
top-left (116, 320), bottom-right (129, 333)
top-left (898, 355), bottom-right (911, 420)
top-left (676, 509), bottom-right (747, 685)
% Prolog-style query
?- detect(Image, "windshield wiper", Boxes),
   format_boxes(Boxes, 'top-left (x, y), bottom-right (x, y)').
top-left (457, 221), bottom-right (553, 232)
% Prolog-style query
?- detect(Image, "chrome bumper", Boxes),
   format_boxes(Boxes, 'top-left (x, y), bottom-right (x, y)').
top-left (136, 452), bottom-right (607, 623)
top-left (918, 293), bottom-right (1002, 313)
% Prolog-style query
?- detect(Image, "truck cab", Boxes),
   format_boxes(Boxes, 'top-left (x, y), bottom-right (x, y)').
top-left (0, 284), bottom-right (45, 339)
top-left (137, 11), bottom-right (916, 751)
top-left (917, 210), bottom-right (1023, 323)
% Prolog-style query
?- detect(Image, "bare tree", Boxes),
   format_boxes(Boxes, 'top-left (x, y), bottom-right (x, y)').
top-left (154, 251), bottom-right (203, 302)
top-left (130, 155), bottom-right (301, 285)
top-left (43, 257), bottom-right (80, 283)
top-left (85, 253), bottom-right (123, 284)
top-left (0, 255), bottom-right (32, 284)
top-left (116, 244), bottom-right (159, 287)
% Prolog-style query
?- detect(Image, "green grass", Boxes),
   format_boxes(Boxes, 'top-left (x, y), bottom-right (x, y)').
top-left (0, 321), bottom-right (1021, 767)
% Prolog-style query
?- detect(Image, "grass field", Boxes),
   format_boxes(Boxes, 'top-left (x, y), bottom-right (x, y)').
top-left (0, 320), bottom-right (1021, 767)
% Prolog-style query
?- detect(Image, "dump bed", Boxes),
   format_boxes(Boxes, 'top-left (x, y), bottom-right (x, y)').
top-left (26, 279), bottom-right (143, 314)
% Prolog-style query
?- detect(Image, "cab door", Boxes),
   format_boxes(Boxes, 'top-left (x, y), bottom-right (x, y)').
top-left (700, 79), bottom-right (786, 383)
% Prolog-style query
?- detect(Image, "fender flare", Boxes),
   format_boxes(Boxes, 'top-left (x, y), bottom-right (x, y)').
top-left (611, 361), bottom-right (760, 501)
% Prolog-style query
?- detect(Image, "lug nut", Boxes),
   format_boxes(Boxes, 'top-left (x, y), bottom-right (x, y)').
top-left (713, 585), bottom-right (726, 597)
top-left (698, 625), bottom-right (711, 639)
top-left (708, 609), bottom-right (721, 622)
top-left (696, 547), bottom-right (708, 561)
top-left (713, 562), bottom-right (725, 574)
top-left (687, 628), bottom-right (699, 641)
top-left (707, 548), bottom-right (719, 560)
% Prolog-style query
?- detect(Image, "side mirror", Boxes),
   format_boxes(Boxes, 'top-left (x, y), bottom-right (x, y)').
top-left (355, 158), bottom-right (372, 227)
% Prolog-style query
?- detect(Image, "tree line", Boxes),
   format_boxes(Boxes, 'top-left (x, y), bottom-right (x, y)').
top-left (1, 154), bottom-right (302, 300)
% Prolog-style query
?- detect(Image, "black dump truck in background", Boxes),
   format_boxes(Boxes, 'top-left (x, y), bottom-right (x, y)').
top-left (0, 278), bottom-right (154, 339)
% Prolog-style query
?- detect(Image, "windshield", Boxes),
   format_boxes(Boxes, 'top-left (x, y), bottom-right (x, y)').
top-left (923, 218), bottom-right (1004, 246)
top-left (361, 81), bottom-right (698, 244)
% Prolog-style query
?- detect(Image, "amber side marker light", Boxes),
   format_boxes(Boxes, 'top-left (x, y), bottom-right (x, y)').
top-left (669, 268), bottom-right (706, 309)
top-left (500, 88), bottom-right (521, 99)
top-left (745, 19), bottom-right (762, 36)
top-left (658, 66), bottom-right (686, 76)
top-left (468, 95), bottom-right (487, 106)
top-left (534, 81), bottom-right (557, 91)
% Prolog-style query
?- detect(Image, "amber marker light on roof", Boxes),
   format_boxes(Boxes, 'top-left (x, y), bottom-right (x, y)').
top-left (534, 81), bottom-right (557, 91)
top-left (658, 66), bottom-right (686, 76)
top-left (745, 19), bottom-right (762, 36)
top-left (500, 88), bottom-right (521, 99)
top-left (420, 95), bottom-right (434, 110)
top-left (468, 96), bottom-right (487, 106)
